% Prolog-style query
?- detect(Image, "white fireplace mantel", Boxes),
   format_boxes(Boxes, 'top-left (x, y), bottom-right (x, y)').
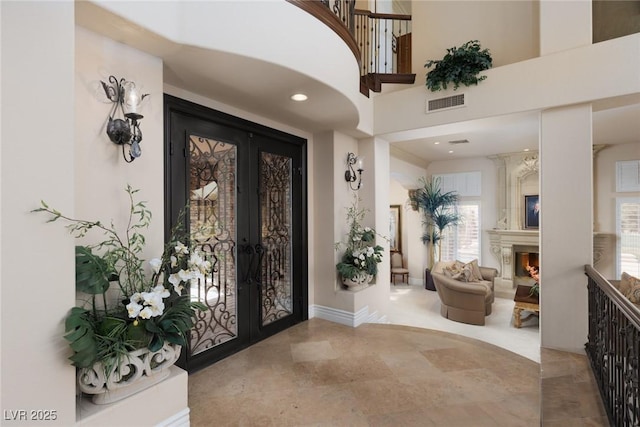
top-left (487, 229), bottom-right (539, 281)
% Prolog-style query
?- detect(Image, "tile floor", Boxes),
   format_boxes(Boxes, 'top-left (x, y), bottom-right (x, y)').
top-left (188, 283), bottom-right (608, 426)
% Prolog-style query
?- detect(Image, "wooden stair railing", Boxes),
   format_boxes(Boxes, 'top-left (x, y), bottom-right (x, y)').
top-left (286, 0), bottom-right (415, 96)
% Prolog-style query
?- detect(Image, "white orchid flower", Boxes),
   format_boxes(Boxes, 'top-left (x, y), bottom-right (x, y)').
top-left (175, 242), bottom-right (189, 255)
top-left (178, 269), bottom-right (193, 282)
top-left (149, 258), bottom-right (162, 274)
top-left (129, 292), bottom-right (143, 304)
top-left (153, 285), bottom-right (170, 299)
top-left (168, 273), bottom-right (184, 293)
top-left (170, 255), bottom-right (178, 268)
top-left (139, 307), bottom-right (154, 319)
top-left (188, 252), bottom-right (208, 272)
top-left (126, 301), bottom-right (143, 318)
top-left (199, 260), bottom-right (212, 274)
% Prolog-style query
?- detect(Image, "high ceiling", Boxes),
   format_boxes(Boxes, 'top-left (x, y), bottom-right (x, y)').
top-left (77, 2), bottom-right (640, 168)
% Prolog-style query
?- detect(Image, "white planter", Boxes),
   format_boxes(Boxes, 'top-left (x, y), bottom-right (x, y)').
top-left (341, 273), bottom-right (373, 291)
top-left (77, 342), bottom-right (181, 404)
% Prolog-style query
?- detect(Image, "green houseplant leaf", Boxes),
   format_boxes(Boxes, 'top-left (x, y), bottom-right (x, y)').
top-left (75, 245), bottom-right (115, 295)
top-left (64, 307), bottom-right (98, 368)
top-left (425, 40), bottom-right (493, 92)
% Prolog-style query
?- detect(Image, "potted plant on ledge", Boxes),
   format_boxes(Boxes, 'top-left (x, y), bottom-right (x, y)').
top-left (33, 185), bottom-right (208, 404)
top-left (424, 40), bottom-right (492, 92)
top-left (336, 197), bottom-right (384, 291)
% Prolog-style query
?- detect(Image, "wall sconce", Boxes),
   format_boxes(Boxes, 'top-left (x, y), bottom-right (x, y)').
top-left (101, 76), bottom-right (149, 163)
top-left (345, 152), bottom-right (364, 190)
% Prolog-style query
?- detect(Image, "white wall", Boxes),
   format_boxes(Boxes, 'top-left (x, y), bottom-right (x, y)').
top-left (75, 27), bottom-right (164, 266)
top-left (412, 0), bottom-right (539, 76)
top-left (1, 2), bottom-right (76, 424)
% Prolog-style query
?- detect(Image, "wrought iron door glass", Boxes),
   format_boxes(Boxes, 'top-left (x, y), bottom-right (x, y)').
top-left (260, 152), bottom-right (293, 326)
top-left (189, 135), bottom-right (237, 355)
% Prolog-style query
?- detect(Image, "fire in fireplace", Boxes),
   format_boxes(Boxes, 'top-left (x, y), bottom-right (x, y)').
top-left (514, 245), bottom-right (539, 284)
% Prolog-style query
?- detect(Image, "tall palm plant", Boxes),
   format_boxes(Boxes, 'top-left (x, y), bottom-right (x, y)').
top-left (410, 177), bottom-right (460, 267)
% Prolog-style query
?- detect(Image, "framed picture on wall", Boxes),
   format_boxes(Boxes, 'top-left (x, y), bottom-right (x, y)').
top-left (390, 205), bottom-right (402, 252)
top-left (524, 195), bottom-right (540, 229)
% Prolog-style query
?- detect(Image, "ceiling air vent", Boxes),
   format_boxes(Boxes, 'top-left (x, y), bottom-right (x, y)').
top-left (449, 139), bottom-right (469, 145)
top-left (425, 93), bottom-right (465, 113)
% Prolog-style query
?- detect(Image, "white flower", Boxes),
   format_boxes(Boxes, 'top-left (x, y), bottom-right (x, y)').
top-left (168, 273), bottom-right (184, 293)
top-left (364, 227), bottom-right (371, 232)
top-left (149, 258), bottom-right (162, 274)
top-left (126, 301), bottom-right (143, 318)
top-left (188, 252), bottom-right (204, 270)
top-left (139, 307), bottom-right (154, 319)
top-left (175, 242), bottom-right (189, 255)
top-left (178, 269), bottom-right (193, 282)
top-left (153, 285), bottom-right (170, 299)
top-left (129, 292), bottom-right (143, 304)
top-left (141, 291), bottom-right (165, 317)
top-left (359, 254), bottom-right (365, 260)
top-left (170, 255), bottom-right (178, 268)
top-left (199, 259), bottom-right (212, 275)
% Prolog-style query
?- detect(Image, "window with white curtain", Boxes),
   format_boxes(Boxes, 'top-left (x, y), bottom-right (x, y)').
top-left (440, 201), bottom-right (481, 263)
top-left (617, 197), bottom-right (640, 278)
top-left (432, 171), bottom-right (482, 263)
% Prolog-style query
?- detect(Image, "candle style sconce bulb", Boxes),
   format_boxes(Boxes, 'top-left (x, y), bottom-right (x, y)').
top-left (101, 76), bottom-right (148, 163)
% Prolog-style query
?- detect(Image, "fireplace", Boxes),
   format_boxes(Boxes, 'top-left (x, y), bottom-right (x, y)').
top-left (514, 245), bottom-right (539, 286)
top-left (487, 229), bottom-right (539, 297)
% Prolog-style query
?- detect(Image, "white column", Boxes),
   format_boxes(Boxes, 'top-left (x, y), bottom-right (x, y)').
top-left (540, 104), bottom-right (592, 351)
top-left (1, 1), bottom-right (76, 424)
top-left (538, 0), bottom-right (593, 353)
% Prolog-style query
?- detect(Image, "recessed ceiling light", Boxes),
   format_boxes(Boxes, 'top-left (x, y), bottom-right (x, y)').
top-left (448, 150), bottom-right (454, 154)
top-left (524, 148), bottom-right (530, 152)
top-left (434, 141), bottom-right (440, 145)
top-left (291, 93), bottom-right (308, 102)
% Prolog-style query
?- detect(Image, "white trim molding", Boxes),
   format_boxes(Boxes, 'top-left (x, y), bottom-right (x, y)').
top-left (155, 408), bottom-right (190, 427)
top-left (309, 305), bottom-right (387, 327)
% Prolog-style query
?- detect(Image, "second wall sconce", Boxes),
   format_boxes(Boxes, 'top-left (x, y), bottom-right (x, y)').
top-left (101, 76), bottom-right (149, 163)
top-left (345, 152), bottom-right (364, 191)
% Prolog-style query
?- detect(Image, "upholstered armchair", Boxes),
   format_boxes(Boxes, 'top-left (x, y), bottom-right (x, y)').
top-left (431, 261), bottom-right (498, 326)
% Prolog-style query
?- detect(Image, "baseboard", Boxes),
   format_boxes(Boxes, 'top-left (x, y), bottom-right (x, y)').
top-left (309, 305), bottom-right (371, 327)
top-left (155, 408), bottom-right (190, 427)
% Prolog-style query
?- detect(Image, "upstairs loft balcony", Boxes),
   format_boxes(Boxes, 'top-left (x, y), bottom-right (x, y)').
top-left (287, 0), bottom-right (416, 96)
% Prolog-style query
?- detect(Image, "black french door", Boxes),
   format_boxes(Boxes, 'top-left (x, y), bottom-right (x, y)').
top-left (165, 95), bottom-right (307, 372)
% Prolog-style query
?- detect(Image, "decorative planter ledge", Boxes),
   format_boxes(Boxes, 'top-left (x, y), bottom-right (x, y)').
top-left (76, 366), bottom-right (188, 426)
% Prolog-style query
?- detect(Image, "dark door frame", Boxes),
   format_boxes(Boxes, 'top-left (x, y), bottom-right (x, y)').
top-left (164, 94), bottom-right (308, 372)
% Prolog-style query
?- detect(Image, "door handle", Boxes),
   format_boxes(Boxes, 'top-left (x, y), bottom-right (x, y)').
top-left (240, 243), bottom-right (264, 285)
top-left (240, 244), bottom-right (255, 284)
top-left (253, 243), bottom-right (265, 284)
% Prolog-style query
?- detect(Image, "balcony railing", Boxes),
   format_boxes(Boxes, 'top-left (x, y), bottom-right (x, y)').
top-left (287, 0), bottom-right (414, 94)
top-left (585, 265), bottom-right (640, 426)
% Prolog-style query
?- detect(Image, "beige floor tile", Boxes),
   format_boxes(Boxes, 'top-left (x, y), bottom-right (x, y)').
top-left (290, 340), bottom-right (338, 362)
top-left (187, 317), bottom-right (606, 426)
